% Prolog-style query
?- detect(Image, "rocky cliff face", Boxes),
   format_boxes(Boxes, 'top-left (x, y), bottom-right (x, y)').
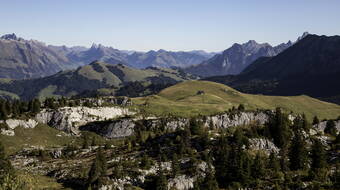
top-left (80, 119), bottom-right (136, 138)
top-left (35, 106), bottom-right (134, 135)
top-left (1, 107), bottom-right (271, 139)
top-left (79, 111), bottom-right (270, 139)
top-left (203, 111), bottom-right (269, 129)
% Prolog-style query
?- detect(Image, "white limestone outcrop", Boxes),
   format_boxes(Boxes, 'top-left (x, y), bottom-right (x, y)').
top-left (204, 111), bottom-right (269, 129)
top-left (35, 106), bottom-right (134, 135)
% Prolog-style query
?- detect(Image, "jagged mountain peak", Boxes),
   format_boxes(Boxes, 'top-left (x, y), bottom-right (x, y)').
top-left (1, 33), bottom-right (19, 40)
top-left (297, 31), bottom-right (310, 41)
top-left (185, 37), bottom-right (294, 77)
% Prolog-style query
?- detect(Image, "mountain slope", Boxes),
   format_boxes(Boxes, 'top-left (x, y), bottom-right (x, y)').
top-left (206, 34), bottom-right (340, 104)
top-left (0, 33), bottom-right (214, 79)
top-left (0, 34), bottom-right (81, 79)
top-left (0, 61), bottom-right (195, 100)
top-left (133, 80), bottom-right (340, 119)
top-left (184, 40), bottom-right (292, 77)
top-left (127, 49), bottom-right (212, 69)
top-left (67, 43), bottom-right (128, 66)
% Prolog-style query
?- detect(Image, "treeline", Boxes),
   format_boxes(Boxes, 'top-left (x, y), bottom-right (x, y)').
top-left (0, 99), bottom-right (41, 120)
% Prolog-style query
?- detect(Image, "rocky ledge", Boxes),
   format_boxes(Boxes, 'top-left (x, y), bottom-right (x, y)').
top-left (35, 106), bottom-right (134, 135)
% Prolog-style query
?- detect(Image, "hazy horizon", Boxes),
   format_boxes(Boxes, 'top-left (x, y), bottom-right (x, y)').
top-left (1, 0), bottom-right (339, 52)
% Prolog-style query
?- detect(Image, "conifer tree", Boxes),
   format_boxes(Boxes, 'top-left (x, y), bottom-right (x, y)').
top-left (268, 152), bottom-right (280, 173)
top-left (289, 131), bottom-right (308, 171)
top-left (0, 102), bottom-right (7, 120)
top-left (310, 138), bottom-right (326, 171)
top-left (201, 166), bottom-right (219, 190)
top-left (269, 108), bottom-right (291, 148)
top-left (238, 104), bottom-right (245, 111)
top-left (87, 147), bottom-right (107, 188)
top-left (251, 152), bottom-right (266, 179)
top-left (324, 120), bottom-right (337, 136)
top-left (155, 169), bottom-right (168, 190)
top-left (171, 153), bottom-right (180, 177)
top-left (312, 116), bottom-right (320, 125)
top-left (0, 142), bottom-right (14, 184)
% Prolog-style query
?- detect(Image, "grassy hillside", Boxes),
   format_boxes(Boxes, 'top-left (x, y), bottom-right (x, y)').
top-left (0, 62), bottom-right (196, 100)
top-left (133, 80), bottom-right (340, 120)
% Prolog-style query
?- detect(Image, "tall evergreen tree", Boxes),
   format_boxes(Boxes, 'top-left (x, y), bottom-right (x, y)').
top-left (0, 101), bottom-right (7, 120)
top-left (324, 120), bottom-right (337, 136)
top-left (155, 169), bottom-right (168, 190)
top-left (0, 142), bottom-right (14, 184)
top-left (289, 131), bottom-right (308, 171)
top-left (87, 147), bottom-right (107, 188)
top-left (171, 153), bottom-right (180, 177)
top-left (310, 138), bottom-right (327, 171)
top-left (269, 108), bottom-right (291, 148)
top-left (251, 152), bottom-right (266, 179)
top-left (268, 152), bottom-right (280, 172)
top-left (312, 116), bottom-right (320, 125)
top-left (201, 166), bottom-right (219, 190)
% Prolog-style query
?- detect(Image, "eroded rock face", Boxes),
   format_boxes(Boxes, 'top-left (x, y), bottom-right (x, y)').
top-left (204, 111), bottom-right (269, 129)
top-left (80, 119), bottom-right (136, 139)
top-left (35, 106), bottom-right (134, 135)
top-left (249, 138), bottom-right (280, 154)
top-left (78, 111), bottom-right (271, 139)
top-left (313, 120), bottom-right (340, 134)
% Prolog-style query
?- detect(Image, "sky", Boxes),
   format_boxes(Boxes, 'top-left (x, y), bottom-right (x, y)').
top-left (1, 0), bottom-right (339, 52)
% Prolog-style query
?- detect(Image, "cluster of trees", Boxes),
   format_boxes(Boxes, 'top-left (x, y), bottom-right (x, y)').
top-left (0, 99), bottom-right (40, 119)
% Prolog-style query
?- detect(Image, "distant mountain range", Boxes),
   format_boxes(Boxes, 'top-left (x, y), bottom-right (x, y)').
top-left (206, 34), bottom-right (340, 104)
top-left (0, 61), bottom-right (197, 100)
top-left (184, 32), bottom-right (311, 77)
top-left (0, 34), bottom-right (81, 79)
top-left (0, 33), bottom-right (214, 79)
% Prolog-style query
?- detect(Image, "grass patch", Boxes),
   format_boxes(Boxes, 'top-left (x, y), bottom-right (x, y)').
top-left (0, 124), bottom-right (76, 155)
top-left (132, 80), bottom-right (340, 120)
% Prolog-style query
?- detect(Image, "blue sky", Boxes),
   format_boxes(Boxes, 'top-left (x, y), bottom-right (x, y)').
top-left (1, 0), bottom-right (339, 51)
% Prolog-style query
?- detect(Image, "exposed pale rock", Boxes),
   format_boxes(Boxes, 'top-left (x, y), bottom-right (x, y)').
top-left (204, 111), bottom-right (269, 129)
top-left (313, 120), bottom-right (340, 134)
top-left (165, 119), bottom-right (189, 131)
top-left (249, 138), bottom-right (279, 154)
top-left (168, 175), bottom-right (194, 190)
top-left (35, 106), bottom-right (134, 135)
top-left (6, 119), bottom-right (38, 129)
top-left (0, 119), bottom-right (38, 136)
top-left (1, 129), bottom-right (15, 136)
